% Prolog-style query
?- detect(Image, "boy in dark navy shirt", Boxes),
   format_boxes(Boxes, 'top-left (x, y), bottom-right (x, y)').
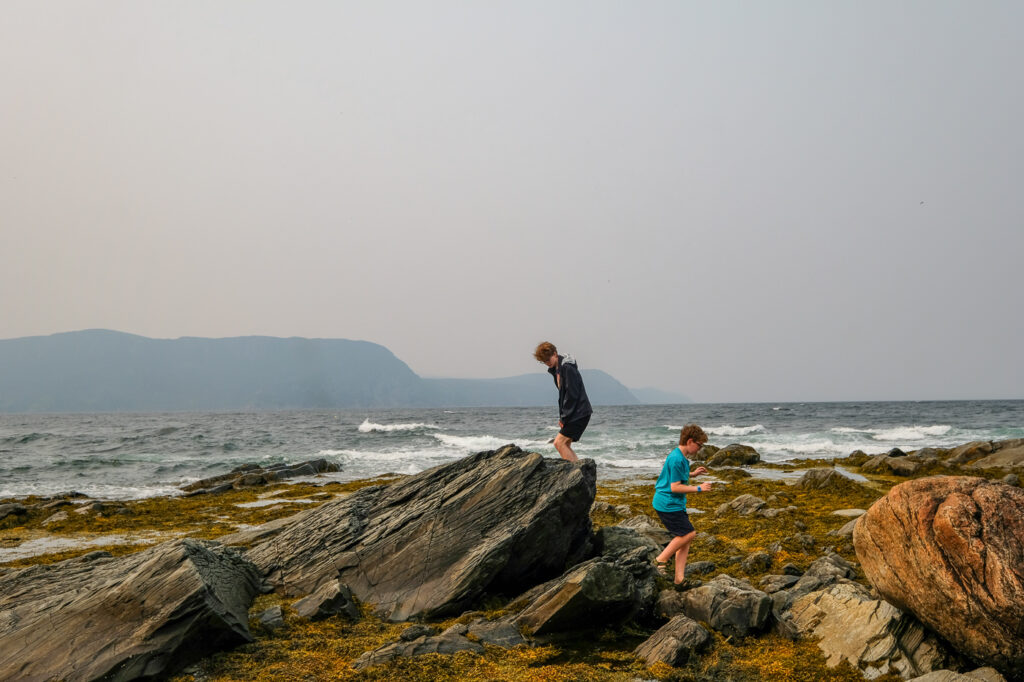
top-left (533, 341), bottom-right (592, 462)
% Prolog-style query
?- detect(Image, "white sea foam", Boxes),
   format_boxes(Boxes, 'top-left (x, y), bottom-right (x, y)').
top-left (358, 419), bottom-right (439, 433)
top-left (597, 457), bottom-right (665, 469)
top-left (870, 425), bottom-right (953, 441)
top-left (433, 434), bottom-right (515, 451)
top-left (766, 439), bottom-right (850, 455)
top-left (706, 424), bottom-right (767, 437)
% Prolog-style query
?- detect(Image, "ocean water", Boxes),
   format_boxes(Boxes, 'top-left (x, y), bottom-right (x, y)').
top-left (1, 401), bottom-right (1021, 500)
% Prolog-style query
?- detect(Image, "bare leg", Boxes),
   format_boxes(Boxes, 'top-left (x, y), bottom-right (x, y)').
top-left (553, 433), bottom-right (579, 462)
top-left (673, 531), bottom-right (696, 584)
top-left (656, 533), bottom-right (691, 564)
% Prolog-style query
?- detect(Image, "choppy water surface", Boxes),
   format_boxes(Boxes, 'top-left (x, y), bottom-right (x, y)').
top-left (1, 401), bottom-right (1021, 500)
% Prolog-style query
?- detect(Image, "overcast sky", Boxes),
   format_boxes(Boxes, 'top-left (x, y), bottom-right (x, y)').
top-left (2, 2), bottom-right (1021, 402)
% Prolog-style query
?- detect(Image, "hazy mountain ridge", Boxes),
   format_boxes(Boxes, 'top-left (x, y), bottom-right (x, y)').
top-left (0, 330), bottom-right (643, 412)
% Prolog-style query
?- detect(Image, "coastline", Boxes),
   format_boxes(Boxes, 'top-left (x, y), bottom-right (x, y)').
top-left (1, 440), bottom-right (1021, 681)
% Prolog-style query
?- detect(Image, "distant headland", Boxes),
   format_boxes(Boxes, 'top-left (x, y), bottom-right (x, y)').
top-left (0, 330), bottom-right (691, 412)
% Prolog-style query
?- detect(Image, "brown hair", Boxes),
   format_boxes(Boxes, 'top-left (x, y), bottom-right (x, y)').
top-left (533, 342), bottom-right (557, 363)
top-left (679, 424), bottom-right (708, 447)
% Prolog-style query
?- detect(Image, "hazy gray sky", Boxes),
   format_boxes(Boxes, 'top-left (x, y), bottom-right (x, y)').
top-left (2, 2), bottom-right (1022, 402)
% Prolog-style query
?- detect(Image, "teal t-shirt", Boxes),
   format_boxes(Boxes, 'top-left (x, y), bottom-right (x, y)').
top-left (653, 447), bottom-right (690, 513)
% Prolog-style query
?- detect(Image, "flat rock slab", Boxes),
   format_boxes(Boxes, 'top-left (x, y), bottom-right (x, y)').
top-left (854, 476), bottom-right (1024, 679)
top-left (788, 582), bottom-right (949, 680)
top-left (247, 445), bottom-right (596, 621)
top-left (681, 574), bottom-right (771, 639)
top-left (0, 538), bottom-right (262, 682)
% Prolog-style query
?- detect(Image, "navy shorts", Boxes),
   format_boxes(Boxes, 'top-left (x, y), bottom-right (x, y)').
top-left (559, 415), bottom-right (590, 442)
top-left (656, 509), bottom-right (695, 538)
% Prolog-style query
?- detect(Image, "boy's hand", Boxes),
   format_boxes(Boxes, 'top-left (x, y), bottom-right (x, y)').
top-left (699, 481), bottom-right (713, 493)
top-left (692, 466), bottom-right (708, 476)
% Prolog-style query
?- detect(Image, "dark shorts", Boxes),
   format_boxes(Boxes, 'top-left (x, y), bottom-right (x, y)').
top-left (656, 509), bottom-right (695, 538)
top-left (559, 415), bottom-right (590, 442)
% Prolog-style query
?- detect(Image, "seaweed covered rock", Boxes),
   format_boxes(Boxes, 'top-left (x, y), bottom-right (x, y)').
top-left (247, 445), bottom-right (596, 621)
top-left (0, 539), bottom-right (262, 682)
top-left (854, 476), bottom-right (1024, 679)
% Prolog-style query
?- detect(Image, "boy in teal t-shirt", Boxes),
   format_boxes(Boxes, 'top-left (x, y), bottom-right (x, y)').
top-left (652, 424), bottom-right (713, 585)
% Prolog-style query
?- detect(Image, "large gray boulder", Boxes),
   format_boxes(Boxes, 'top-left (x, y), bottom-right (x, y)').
top-left (247, 445), bottom-right (596, 621)
top-left (681, 574), bottom-right (772, 639)
top-left (0, 539), bottom-right (262, 682)
top-left (514, 551), bottom-right (657, 636)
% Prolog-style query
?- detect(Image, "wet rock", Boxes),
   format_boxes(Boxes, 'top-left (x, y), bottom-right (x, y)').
top-left (680, 574), bottom-right (771, 639)
top-left (706, 443), bottom-right (760, 466)
top-left (247, 445), bottom-right (595, 622)
top-left (888, 448), bottom-right (907, 458)
top-left (292, 579), bottom-right (360, 621)
top-left (633, 614), bottom-right (711, 666)
top-left (1002, 473), bottom-right (1020, 487)
top-left (782, 563), bottom-right (803, 576)
top-left (787, 581), bottom-right (949, 679)
top-left (0, 539), bottom-right (261, 682)
top-left (715, 494), bottom-right (767, 517)
top-left (854, 476), bottom-right (1024, 678)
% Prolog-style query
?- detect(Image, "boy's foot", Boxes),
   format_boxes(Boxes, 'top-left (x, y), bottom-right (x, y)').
top-left (653, 560), bottom-right (671, 577)
top-left (673, 578), bottom-right (703, 591)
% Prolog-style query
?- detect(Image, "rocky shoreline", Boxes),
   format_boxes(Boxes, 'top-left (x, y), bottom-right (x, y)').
top-left (1, 439), bottom-right (1022, 681)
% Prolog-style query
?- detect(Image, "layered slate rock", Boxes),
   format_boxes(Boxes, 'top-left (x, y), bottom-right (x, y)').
top-left (0, 539), bottom-right (261, 682)
top-left (786, 581), bottom-right (949, 679)
top-left (247, 445), bottom-right (596, 621)
top-left (634, 614), bottom-right (711, 666)
top-left (853, 477), bottom-right (1024, 679)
